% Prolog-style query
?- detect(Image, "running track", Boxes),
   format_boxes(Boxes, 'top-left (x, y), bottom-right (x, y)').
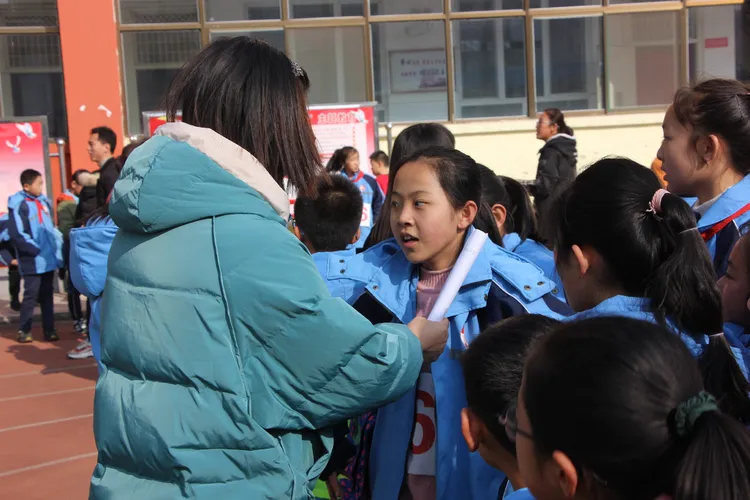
top-left (0, 321), bottom-right (96, 498)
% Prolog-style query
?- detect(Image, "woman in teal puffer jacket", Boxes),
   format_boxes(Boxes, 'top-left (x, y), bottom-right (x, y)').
top-left (90, 38), bottom-right (447, 499)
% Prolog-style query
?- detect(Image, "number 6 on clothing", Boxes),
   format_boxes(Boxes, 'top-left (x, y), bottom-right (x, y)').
top-left (407, 375), bottom-right (437, 476)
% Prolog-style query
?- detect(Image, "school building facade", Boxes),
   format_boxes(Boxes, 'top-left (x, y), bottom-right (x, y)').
top-left (0, 0), bottom-right (747, 179)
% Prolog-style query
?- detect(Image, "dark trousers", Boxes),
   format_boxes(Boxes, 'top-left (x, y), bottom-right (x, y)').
top-left (20, 272), bottom-right (55, 333)
top-left (66, 273), bottom-right (83, 321)
top-left (8, 264), bottom-right (20, 305)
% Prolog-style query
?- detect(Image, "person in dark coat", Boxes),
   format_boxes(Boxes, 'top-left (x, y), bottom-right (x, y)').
top-left (73, 170), bottom-right (99, 227)
top-left (88, 126), bottom-right (118, 207)
top-left (530, 108), bottom-right (577, 230)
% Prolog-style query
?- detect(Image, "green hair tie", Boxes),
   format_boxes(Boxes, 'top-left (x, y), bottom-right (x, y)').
top-left (672, 391), bottom-right (718, 438)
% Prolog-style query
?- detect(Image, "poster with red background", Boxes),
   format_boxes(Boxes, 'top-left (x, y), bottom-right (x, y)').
top-left (144, 104), bottom-right (378, 219)
top-left (0, 120), bottom-right (50, 212)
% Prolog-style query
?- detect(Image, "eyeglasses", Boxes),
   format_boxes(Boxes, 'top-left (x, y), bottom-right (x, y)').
top-left (498, 401), bottom-right (533, 443)
top-left (537, 120), bottom-right (552, 126)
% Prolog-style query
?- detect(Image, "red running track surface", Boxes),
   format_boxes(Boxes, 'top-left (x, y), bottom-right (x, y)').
top-left (0, 321), bottom-right (97, 499)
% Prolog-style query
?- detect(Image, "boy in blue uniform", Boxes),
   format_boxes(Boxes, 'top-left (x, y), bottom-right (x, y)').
top-left (293, 173), bottom-right (364, 302)
top-left (8, 169), bottom-right (62, 343)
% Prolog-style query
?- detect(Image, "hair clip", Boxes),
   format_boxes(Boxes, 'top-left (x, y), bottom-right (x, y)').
top-left (678, 227), bottom-right (700, 236)
top-left (291, 61), bottom-right (304, 78)
top-left (709, 332), bottom-right (725, 339)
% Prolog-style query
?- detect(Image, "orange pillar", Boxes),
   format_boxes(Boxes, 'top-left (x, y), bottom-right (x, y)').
top-left (57, 0), bottom-right (124, 174)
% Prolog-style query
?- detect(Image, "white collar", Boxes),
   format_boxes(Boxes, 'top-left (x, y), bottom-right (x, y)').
top-left (155, 122), bottom-right (290, 221)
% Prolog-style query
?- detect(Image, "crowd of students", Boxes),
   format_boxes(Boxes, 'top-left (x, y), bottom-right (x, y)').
top-left (12, 37), bottom-right (746, 499)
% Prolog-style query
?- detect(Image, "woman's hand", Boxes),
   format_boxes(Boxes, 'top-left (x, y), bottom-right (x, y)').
top-left (407, 317), bottom-right (449, 363)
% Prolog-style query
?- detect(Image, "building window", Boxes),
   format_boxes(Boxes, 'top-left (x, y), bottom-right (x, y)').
top-left (606, 11), bottom-right (681, 109)
top-left (119, 0), bottom-right (199, 24)
top-left (287, 27), bottom-right (366, 104)
top-left (0, 33), bottom-right (67, 137)
top-left (453, 0), bottom-right (523, 11)
top-left (121, 30), bottom-right (202, 135)
top-left (530, 0), bottom-right (600, 7)
top-left (290, 1), bottom-right (364, 18)
top-left (0, 0), bottom-right (58, 26)
top-left (210, 29), bottom-right (285, 52)
top-left (689, 5), bottom-right (750, 85)
top-left (534, 16), bottom-right (603, 112)
top-left (372, 21), bottom-right (448, 122)
top-left (204, 0), bottom-right (282, 21)
top-left (453, 18), bottom-right (527, 119)
top-left (371, 0), bottom-right (444, 16)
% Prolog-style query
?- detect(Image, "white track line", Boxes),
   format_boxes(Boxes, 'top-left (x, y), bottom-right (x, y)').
top-left (0, 413), bottom-right (93, 433)
top-left (0, 363), bottom-right (97, 379)
top-left (0, 386), bottom-right (94, 403)
top-left (0, 452), bottom-right (98, 478)
top-left (0, 414), bottom-right (93, 433)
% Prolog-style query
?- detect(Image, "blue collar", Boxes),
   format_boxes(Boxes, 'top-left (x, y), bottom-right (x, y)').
top-left (572, 295), bottom-right (651, 320)
top-left (502, 233), bottom-right (522, 252)
top-left (696, 175), bottom-right (750, 229)
top-left (366, 228), bottom-right (494, 322)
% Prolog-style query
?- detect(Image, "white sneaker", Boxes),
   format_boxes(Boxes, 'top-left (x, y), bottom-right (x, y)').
top-left (68, 340), bottom-right (93, 359)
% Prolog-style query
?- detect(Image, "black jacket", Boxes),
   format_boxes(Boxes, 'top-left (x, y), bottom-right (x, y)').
top-left (96, 157), bottom-right (120, 208)
top-left (75, 186), bottom-right (98, 228)
top-left (531, 134), bottom-right (577, 206)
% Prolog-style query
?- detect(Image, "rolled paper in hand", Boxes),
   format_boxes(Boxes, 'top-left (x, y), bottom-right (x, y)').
top-left (427, 229), bottom-right (488, 322)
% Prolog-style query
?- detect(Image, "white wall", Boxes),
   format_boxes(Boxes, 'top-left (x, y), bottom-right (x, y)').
top-left (692, 5), bottom-right (736, 80)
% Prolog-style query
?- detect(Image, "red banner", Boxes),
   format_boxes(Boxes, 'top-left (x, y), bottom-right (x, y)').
top-left (0, 121), bottom-right (48, 211)
top-left (308, 105), bottom-right (377, 174)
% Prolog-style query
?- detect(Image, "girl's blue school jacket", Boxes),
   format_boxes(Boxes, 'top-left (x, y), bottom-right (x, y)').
top-left (343, 171), bottom-right (384, 249)
top-left (342, 228), bottom-right (570, 500)
top-left (695, 175), bottom-right (750, 278)
top-left (571, 295), bottom-right (749, 379)
top-left (502, 233), bottom-right (565, 301)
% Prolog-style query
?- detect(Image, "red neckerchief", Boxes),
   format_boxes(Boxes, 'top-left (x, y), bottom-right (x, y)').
top-left (700, 202), bottom-right (750, 242)
top-left (348, 171), bottom-right (365, 183)
top-left (25, 197), bottom-right (46, 224)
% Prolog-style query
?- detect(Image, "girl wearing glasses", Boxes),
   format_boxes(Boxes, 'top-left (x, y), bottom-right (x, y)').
top-left (517, 317), bottom-right (750, 500)
top-left (461, 315), bottom-right (561, 500)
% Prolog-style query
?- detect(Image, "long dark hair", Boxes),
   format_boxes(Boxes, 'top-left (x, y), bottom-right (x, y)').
top-left (524, 317), bottom-right (750, 500)
top-left (364, 123), bottom-right (456, 249)
top-left (390, 147), bottom-right (503, 247)
top-left (673, 78), bottom-right (750, 176)
top-left (462, 315), bottom-right (560, 455)
top-left (543, 108), bottom-right (574, 136)
top-left (326, 147), bottom-right (357, 173)
top-left (165, 36), bottom-right (321, 195)
top-left (551, 157), bottom-right (750, 419)
top-left (499, 176), bottom-right (541, 242)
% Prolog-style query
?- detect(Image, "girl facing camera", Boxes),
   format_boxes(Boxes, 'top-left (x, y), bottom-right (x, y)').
top-left (91, 37), bottom-right (447, 499)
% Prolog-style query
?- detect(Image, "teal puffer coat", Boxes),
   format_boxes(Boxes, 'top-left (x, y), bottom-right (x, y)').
top-left (90, 123), bottom-right (423, 499)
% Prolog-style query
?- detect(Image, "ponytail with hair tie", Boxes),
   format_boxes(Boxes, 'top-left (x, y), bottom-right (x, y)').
top-left (669, 391), bottom-right (719, 438)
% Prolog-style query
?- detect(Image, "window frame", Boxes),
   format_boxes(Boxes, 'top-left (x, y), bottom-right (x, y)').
top-left (113, 0), bottom-right (744, 133)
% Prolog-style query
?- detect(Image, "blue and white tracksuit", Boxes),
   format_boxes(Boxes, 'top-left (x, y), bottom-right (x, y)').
top-left (342, 227), bottom-right (571, 500)
top-left (571, 295), bottom-right (749, 379)
top-left (343, 171), bottom-right (384, 249)
top-left (7, 191), bottom-right (62, 276)
top-left (694, 175), bottom-right (750, 278)
top-left (69, 217), bottom-right (117, 369)
top-left (502, 233), bottom-right (565, 301)
top-left (311, 248), bottom-right (359, 302)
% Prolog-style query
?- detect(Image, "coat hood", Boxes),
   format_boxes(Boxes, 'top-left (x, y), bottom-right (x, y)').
top-left (541, 134), bottom-right (577, 161)
top-left (110, 122), bottom-right (291, 234)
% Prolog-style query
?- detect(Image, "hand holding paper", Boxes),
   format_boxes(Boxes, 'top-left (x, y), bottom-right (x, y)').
top-left (427, 229), bottom-right (489, 322)
top-left (408, 316), bottom-right (449, 363)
